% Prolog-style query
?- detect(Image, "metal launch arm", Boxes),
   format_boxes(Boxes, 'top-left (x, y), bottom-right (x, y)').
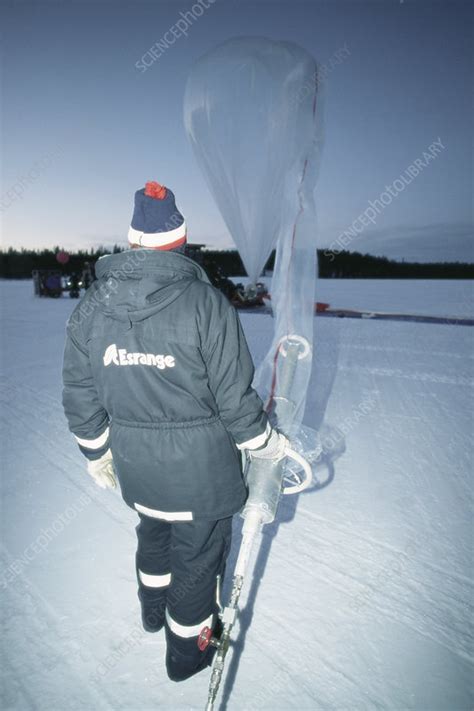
top-left (199, 336), bottom-right (313, 711)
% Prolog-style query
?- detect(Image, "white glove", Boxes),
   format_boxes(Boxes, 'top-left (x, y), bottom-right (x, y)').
top-left (249, 428), bottom-right (289, 461)
top-left (87, 449), bottom-right (117, 490)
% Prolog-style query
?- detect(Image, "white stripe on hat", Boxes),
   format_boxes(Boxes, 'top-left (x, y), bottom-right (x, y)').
top-left (128, 221), bottom-right (186, 247)
top-left (134, 503), bottom-right (193, 521)
top-left (138, 570), bottom-right (171, 588)
top-left (74, 427), bottom-right (110, 450)
top-left (165, 609), bottom-right (214, 638)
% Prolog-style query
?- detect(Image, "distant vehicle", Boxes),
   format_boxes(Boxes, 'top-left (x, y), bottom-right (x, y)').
top-left (230, 281), bottom-right (268, 309)
top-left (32, 269), bottom-right (63, 298)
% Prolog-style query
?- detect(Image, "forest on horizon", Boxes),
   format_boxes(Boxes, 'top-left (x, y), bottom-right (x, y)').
top-left (0, 245), bottom-right (472, 280)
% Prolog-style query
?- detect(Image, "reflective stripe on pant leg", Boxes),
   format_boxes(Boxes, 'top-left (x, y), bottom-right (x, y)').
top-left (165, 608), bottom-right (213, 638)
top-left (138, 570), bottom-right (171, 588)
top-left (135, 514), bottom-right (171, 589)
top-left (135, 515), bottom-right (171, 633)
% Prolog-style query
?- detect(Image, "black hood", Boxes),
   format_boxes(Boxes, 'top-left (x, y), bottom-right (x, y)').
top-left (94, 249), bottom-right (211, 323)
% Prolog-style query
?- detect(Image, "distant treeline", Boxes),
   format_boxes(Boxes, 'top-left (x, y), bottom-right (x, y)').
top-left (317, 250), bottom-right (474, 279)
top-left (0, 246), bottom-right (121, 279)
top-left (0, 246), bottom-right (472, 280)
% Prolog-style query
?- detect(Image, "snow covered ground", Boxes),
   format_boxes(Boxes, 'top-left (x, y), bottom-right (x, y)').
top-left (237, 277), bottom-right (474, 319)
top-left (1, 279), bottom-right (473, 710)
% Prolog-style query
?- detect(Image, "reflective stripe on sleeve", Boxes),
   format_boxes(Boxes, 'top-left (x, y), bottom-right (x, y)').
top-left (165, 609), bottom-right (214, 638)
top-left (138, 570), bottom-right (171, 588)
top-left (236, 422), bottom-right (271, 451)
top-left (74, 427), bottom-right (110, 450)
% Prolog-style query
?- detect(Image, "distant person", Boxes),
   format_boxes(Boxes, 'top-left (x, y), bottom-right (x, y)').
top-left (81, 261), bottom-right (94, 289)
top-left (62, 181), bottom-right (287, 682)
top-left (38, 273), bottom-right (47, 296)
top-left (69, 272), bottom-right (80, 298)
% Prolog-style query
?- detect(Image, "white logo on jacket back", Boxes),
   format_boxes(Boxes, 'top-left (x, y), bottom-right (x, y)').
top-left (103, 344), bottom-right (175, 370)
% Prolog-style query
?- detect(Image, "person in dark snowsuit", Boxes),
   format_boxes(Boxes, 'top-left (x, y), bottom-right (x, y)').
top-left (81, 261), bottom-right (94, 289)
top-left (68, 272), bottom-right (80, 298)
top-left (62, 181), bottom-right (287, 682)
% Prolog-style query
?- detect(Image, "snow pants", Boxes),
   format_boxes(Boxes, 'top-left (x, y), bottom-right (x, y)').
top-left (135, 512), bottom-right (232, 682)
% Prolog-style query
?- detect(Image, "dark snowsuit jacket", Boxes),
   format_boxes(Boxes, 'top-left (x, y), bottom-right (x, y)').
top-left (62, 250), bottom-right (268, 520)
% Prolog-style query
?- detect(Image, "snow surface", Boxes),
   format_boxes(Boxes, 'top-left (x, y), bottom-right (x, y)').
top-left (236, 277), bottom-right (474, 320)
top-left (1, 279), bottom-right (473, 711)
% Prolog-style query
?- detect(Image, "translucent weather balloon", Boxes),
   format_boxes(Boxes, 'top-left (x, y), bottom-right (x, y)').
top-left (184, 36), bottom-right (323, 431)
top-left (184, 38), bottom-right (324, 710)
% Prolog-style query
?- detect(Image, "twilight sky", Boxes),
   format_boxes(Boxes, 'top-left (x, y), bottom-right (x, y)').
top-left (1, 0), bottom-right (472, 262)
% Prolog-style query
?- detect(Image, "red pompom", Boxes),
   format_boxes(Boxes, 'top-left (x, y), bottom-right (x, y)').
top-left (145, 181), bottom-right (167, 200)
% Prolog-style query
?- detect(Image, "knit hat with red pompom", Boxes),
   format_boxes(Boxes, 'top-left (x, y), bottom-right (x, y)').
top-left (128, 181), bottom-right (187, 250)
